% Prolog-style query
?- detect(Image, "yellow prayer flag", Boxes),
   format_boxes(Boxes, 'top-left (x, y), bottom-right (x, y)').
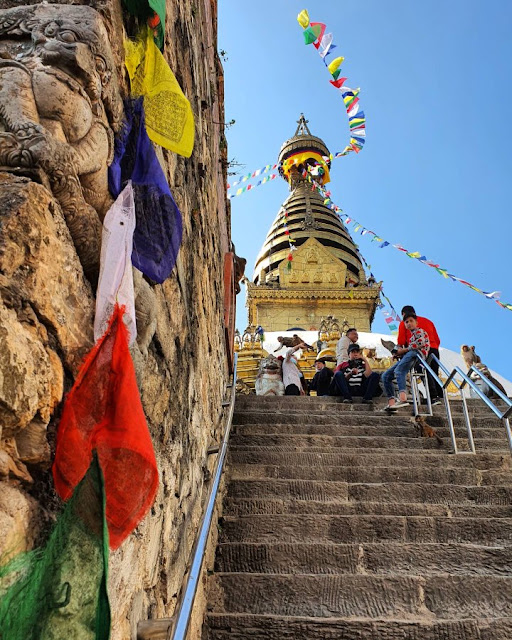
top-left (297, 9), bottom-right (310, 28)
top-left (327, 56), bottom-right (344, 75)
top-left (124, 31), bottom-right (195, 157)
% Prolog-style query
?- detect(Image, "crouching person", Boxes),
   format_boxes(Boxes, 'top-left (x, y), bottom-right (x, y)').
top-left (330, 344), bottom-right (381, 404)
top-left (309, 358), bottom-right (334, 396)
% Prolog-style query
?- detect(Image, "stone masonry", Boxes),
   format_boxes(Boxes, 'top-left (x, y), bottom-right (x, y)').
top-left (0, 1), bottom-right (232, 638)
top-left (204, 396), bottom-right (512, 639)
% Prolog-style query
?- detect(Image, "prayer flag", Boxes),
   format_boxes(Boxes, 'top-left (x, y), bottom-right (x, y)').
top-left (297, 9), bottom-right (310, 28)
top-left (53, 305), bottom-right (159, 550)
top-left (124, 30), bottom-right (195, 156)
top-left (95, 183), bottom-right (137, 346)
top-left (328, 56), bottom-right (344, 75)
top-left (108, 99), bottom-right (183, 284)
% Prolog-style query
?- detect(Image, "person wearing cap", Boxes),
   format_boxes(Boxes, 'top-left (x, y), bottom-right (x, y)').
top-left (330, 344), bottom-right (381, 404)
top-left (309, 358), bottom-right (334, 396)
top-left (397, 305), bottom-right (442, 404)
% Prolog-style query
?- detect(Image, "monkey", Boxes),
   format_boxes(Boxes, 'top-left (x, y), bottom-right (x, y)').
top-left (411, 415), bottom-right (443, 445)
top-left (460, 345), bottom-right (481, 369)
top-left (274, 335), bottom-right (314, 352)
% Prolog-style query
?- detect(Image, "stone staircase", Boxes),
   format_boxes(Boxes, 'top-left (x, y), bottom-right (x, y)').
top-left (203, 395), bottom-right (512, 639)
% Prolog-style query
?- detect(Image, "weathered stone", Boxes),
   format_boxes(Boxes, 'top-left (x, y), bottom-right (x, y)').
top-left (0, 1), bottom-right (232, 638)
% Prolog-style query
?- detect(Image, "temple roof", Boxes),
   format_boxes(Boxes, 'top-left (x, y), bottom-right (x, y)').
top-left (253, 116), bottom-right (365, 285)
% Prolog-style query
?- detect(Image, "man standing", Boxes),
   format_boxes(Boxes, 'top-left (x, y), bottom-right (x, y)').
top-left (397, 305), bottom-right (442, 404)
top-left (336, 328), bottom-right (359, 367)
top-left (309, 359), bottom-right (334, 396)
top-left (282, 343), bottom-right (306, 396)
top-left (330, 344), bottom-right (381, 404)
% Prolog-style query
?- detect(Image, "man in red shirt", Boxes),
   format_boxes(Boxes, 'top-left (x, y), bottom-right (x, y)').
top-left (397, 305), bottom-right (442, 403)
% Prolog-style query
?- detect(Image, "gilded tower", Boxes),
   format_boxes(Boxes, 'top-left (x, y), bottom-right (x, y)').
top-left (246, 115), bottom-right (380, 332)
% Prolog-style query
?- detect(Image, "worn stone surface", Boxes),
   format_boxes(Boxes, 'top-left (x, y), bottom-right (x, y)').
top-left (204, 396), bottom-right (512, 639)
top-left (0, 0), bottom-right (232, 638)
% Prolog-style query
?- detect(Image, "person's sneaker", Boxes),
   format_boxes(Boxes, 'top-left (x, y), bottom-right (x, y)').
top-left (393, 400), bottom-right (410, 409)
top-left (382, 404), bottom-right (397, 412)
top-left (361, 398), bottom-right (373, 404)
top-left (342, 398), bottom-right (353, 404)
top-left (431, 398), bottom-right (443, 406)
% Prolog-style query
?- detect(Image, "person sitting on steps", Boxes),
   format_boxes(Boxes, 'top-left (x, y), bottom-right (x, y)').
top-left (335, 327), bottom-right (358, 367)
top-left (397, 305), bottom-right (442, 405)
top-left (309, 358), bottom-right (334, 396)
top-left (382, 312), bottom-right (430, 411)
top-left (330, 344), bottom-right (381, 404)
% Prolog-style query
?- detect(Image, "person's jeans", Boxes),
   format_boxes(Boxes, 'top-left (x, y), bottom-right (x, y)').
top-left (427, 348), bottom-right (443, 398)
top-left (330, 371), bottom-right (381, 400)
top-left (382, 350), bottom-right (418, 398)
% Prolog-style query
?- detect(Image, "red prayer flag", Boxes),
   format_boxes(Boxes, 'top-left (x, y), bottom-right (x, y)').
top-left (53, 305), bottom-right (158, 550)
top-left (330, 77), bottom-right (348, 88)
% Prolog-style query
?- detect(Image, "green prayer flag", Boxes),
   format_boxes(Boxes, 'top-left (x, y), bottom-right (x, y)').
top-left (122, 0), bottom-right (165, 50)
top-left (303, 27), bottom-right (318, 44)
top-left (0, 456), bottom-right (110, 640)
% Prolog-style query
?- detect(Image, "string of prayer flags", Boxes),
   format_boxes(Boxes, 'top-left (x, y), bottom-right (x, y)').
top-left (109, 98), bottom-right (183, 283)
top-left (297, 9), bottom-right (366, 156)
top-left (124, 29), bottom-right (194, 156)
top-left (303, 168), bottom-right (512, 313)
top-left (53, 304), bottom-right (159, 550)
top-left (227, 162), bottom-right (280, 189)
top-left (95, 182), bottom-right (137, 345)
top-left (279, 208), bottom-right (297, 270)
top-left (227, 173), bottom-right (278, 199)
top-left (122, 0), bottom-right (165, 50)
top-left (0, 455), bottom-right (110, 640)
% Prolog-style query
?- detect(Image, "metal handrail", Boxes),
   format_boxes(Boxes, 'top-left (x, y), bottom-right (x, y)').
top-left (412, 353), bottom-right (470, 454)
top-left (168, 354), bottom-right (238, 640)
top-left (468, 365), bottom-right (512, 415)
top-left (451, 365), bottom-right (512, 453)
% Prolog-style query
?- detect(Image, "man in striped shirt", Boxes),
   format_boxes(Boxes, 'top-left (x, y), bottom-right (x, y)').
top-left (330, 344), bottom-right (381, 404)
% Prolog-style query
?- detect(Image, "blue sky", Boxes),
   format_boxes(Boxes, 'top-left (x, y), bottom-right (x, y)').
top-left (219, 1), bottom-right (512, 380)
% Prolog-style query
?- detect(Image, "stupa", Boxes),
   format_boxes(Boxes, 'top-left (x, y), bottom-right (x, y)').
top-left (246, 115), bottom-right (380, 333)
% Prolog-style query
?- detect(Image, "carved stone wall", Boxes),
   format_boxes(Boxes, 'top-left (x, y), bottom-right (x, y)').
top-left (0, 1), bottom-right (230, 638)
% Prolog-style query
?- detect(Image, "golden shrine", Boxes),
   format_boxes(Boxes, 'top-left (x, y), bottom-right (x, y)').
top-left (237, 116), bottom-right (382, 389)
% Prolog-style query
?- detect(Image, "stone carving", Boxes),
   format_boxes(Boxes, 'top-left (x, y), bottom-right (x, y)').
top-left (255, 355), bottom-right (284, 396)
top-left (0, 4), bottom-right (123, 283)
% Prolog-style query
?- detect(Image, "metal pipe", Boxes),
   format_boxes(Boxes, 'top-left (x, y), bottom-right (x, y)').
top-left (168, 354), bottom-right (238, 640)
top-left (454, 367), bottom-right (503, 419)
top-left (503, 417), bottom-right (512, 454)
top-left (442, 386), bottom-right (458, 454)
top-left (460, 391), bottom-right (476, 454)
top-left (416, 354), bottom-right (460, 452)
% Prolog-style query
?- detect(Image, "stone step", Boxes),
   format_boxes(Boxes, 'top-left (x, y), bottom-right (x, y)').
top-left (233, 413), bottom-right (505, 428)
top-left (227, 479), bottom-right (512, 505)
top-left (229, 463), bottom-right (512, 486)
top-left (228, 449), bottom-right (511, 470)
top-left (206, 613), bottom-right (512, 640)
top-left (223, 498), bottom-right (512, 518)
top-left (235, 423), bottom-right (508, 439)
top-left (215, 542), bottom-right (512, 576)
top-left (208, 573), bottom-right (512, 619)
top-left (235, 395), bottom-right (510, 408)
top-left (220, 514), bottom-right (512, 544)
top-left (229, 433), bottom-right (509, 451)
